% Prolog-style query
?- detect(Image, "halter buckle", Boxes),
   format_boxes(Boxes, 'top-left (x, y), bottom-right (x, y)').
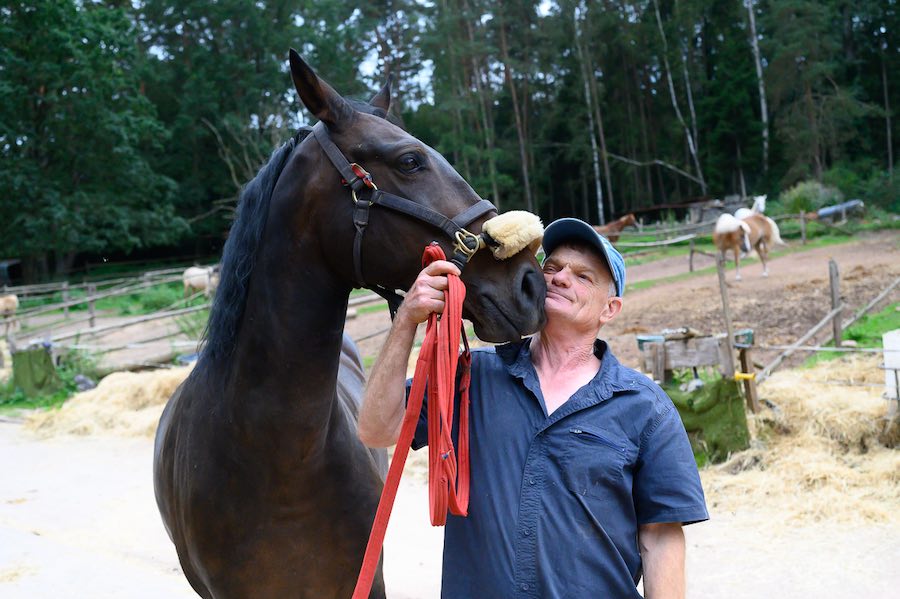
top-left (453, 229), bottom-right (482, 260)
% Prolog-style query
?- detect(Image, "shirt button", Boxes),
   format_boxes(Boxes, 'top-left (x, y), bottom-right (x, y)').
top-left (529, 478), bottom-right (536, 485)
top-left (523, 529), bottom-right (530, 536)
top-left (522, 583), bottom-right (529, 590)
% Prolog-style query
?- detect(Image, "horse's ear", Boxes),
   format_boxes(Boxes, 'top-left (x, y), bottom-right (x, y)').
top-left (289, 49), bottom-right (354, 131)
top-left (369, 74), bottom-right (393, 115)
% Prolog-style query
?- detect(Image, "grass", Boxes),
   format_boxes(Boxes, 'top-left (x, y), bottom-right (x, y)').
top-left (0, 350), bottom-right (102, 414)
top-left (803, 302), bottom-right (900, 367)
top-left (358, 302), bottom-right (389, 315)
top-left (17, 283), bottom-right (207, 336)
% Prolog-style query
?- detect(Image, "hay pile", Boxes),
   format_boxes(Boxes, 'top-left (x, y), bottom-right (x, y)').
top-left (702, 353), bottom-right (899, 524)
top-left (25, 366), bottom-right (192, 439)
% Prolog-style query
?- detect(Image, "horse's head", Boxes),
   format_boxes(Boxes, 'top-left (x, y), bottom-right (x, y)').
top-left (280, 50), bottom-right (545, 342)
top-left (623, 213), bottom-right (637, 228)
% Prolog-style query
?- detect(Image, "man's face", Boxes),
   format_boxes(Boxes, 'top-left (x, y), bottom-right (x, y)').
top-left (541, 245), bottom-right (623, 331)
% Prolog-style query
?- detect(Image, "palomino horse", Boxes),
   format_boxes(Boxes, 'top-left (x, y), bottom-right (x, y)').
top-left (593, 213), bottom-right (637, 243)
top-left (713, 212), bottom-right (785, 280)
top-left (153, 50), bottom-right (547, 599)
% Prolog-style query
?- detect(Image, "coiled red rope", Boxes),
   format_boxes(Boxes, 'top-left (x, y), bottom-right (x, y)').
top-left (352, 243), bottom-right (472, 599)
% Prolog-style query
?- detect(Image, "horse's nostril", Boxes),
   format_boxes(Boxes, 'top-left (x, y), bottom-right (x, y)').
top-left (520, 268), bottom-right (544, 305)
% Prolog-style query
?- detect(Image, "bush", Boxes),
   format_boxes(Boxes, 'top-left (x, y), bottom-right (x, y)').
top-left (779, 180), bottom-right (844, 213)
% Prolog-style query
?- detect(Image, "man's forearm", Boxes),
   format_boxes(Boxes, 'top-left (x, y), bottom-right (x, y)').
top-left (357, 316), bottom-right (418, 447)
top-left (639, 523), bottom-right (686, 599)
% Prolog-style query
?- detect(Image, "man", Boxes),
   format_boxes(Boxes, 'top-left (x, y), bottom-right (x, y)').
top-left (359, 217), bottom-right (708, 598)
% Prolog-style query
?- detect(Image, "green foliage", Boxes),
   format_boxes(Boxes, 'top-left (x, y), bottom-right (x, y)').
top-left (92, 282), bottom-right (194, 315)
top-left (804, 302), bottom-right (900, 367)
top-left (779, 180), bottom-right (844, 213)
top-left (174, 309), bottom-right (210, 340)
top-left (2, 0), bottom-right (899, 284)
top-left (0, 349), bottom-right (100, 413)
top-left (666, 374), bottom-right (751, 464)
top-left (0, 1), bottom-right (186, 276)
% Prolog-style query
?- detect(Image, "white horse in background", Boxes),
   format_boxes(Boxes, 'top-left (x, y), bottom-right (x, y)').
top-left (182, 266), bottom-right (220, 298)
top-left (734, 194), bottom-right (766, 220)
top-left (0, 293), bottom-right (19, 335)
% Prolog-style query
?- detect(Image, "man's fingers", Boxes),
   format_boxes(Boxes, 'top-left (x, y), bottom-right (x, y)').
top-left (422, 259), bottom-right (461, 278)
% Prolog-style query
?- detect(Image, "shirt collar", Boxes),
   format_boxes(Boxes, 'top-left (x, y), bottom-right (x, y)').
top-left (499, 336), bottom-right (638, 405)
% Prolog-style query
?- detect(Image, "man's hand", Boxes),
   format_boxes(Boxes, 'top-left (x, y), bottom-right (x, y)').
top-left (358, 259), bottom-right (460, 448)
top-left (396, 259), bottom-right (461, 325)
top-left (639, 522), bottom-right (686, 599)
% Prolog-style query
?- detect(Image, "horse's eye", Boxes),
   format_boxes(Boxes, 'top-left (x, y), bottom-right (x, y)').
top-left (398, 153), bottom-right (421, 173)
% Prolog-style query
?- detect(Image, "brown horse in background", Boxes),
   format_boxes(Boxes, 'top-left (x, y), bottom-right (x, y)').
top-left (153, 50), bottom-right (546, 599)
top-left (593, 213), bottom-right (637, 242)
top-left (713, 213), bottom-right (785, 280)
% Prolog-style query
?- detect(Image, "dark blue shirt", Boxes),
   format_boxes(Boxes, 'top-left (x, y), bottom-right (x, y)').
top-left (411, 338), bottom-right (708, 599)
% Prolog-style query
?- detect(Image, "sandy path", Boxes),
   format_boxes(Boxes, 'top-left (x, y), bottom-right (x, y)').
top-left (1, 422), bottom-right (897, 598)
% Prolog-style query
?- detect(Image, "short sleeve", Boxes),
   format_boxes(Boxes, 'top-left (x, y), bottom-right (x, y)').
top-left (633, 403), bottom-right (709, 526)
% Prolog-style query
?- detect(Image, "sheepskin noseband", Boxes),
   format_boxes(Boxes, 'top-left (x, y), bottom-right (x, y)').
top-left (479, 211), bottom-right (544, 260)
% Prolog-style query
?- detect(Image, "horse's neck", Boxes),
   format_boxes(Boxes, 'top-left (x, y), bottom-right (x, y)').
top-left (228, 232), bottom-right (351, 432)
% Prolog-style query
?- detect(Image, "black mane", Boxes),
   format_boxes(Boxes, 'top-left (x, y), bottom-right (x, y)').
top-left (202, 128), bottom-right (311, 361)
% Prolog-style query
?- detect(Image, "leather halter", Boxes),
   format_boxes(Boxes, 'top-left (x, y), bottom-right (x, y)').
top-left (312, 123), bottom-right (496, 314)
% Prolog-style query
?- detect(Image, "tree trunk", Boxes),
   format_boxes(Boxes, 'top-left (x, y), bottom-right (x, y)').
top-left (635, 62), bottom-right (654, 207)
top-left (652, 0), bottom-right (707, 195)
top-left (497, 3), bottom-right (534, 212)
top-left (882, 46), bottom-right (894, 181)
top-left (804, 81), bottom-right (823, 180)
top-left (460, 0), bottom-right (501, 207)
top-left (573, 2), bottom-right (604, 224)
top-left (589, 68), bottom-right (615, 218)
top-left (745, 0), bottom-right (769, 173)
top-left (736, 141), bottom-right (747, 198)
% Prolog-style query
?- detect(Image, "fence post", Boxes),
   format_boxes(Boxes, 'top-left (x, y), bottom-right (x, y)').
top-left (716, 252), bottom-right (736, 373)
top-left (738, 348), bottom-right (760, 413)
top-left (799, 212), bottom-right (807, 245)
top-left (62, 282), bottom-right (70, 319)
top-left (829, 259), bottom-right (842, 347)
top-left (88, 283), bottom-right (97, 328)
top-left (689, 238), bottom-right (695, 272)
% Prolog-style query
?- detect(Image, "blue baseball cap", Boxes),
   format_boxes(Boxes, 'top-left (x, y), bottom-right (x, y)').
top-left (541, 217), bottom-right (626, 297)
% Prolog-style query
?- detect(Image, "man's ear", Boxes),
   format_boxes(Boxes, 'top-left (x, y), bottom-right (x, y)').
top-left (600, 296), bottom-right (623, 326)
top-left (289, 48), bottom-right (354, 131)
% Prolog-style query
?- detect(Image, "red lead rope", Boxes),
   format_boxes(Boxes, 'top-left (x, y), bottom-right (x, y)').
top-left (352, 243), bottom-right (472, 599)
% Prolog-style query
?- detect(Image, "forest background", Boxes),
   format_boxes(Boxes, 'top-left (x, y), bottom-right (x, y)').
top-left (1, 0), bottom-right (897, 282)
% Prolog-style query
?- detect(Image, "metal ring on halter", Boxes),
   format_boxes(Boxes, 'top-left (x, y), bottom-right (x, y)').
top-left (454, 229), bottom-right (482, 259)
top-left (351, 184), bottom-right (378, 204)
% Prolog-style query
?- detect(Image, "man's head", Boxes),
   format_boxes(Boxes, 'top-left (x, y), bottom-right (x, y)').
top-left (540, 218), bottom-right (626, 332)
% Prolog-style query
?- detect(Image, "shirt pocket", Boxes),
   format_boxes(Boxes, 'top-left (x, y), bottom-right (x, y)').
top-left (561, 425), bottom-right (627, 500)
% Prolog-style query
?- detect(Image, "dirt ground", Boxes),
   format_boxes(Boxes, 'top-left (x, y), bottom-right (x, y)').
top-left (2, 231), bottom-right (898, 598)
top-left (0, 423), bottom-right (896, 599)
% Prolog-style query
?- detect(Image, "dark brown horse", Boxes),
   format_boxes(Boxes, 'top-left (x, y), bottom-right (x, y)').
top-left (153, 50), bottom-right (547, 599)
top-left (593, 213), bottom-right (637, 242)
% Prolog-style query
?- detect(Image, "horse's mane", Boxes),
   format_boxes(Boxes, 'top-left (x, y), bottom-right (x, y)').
top-left (202, 127), bottom-right (312, 361)
top-left (200, 96), bottom-right (398, 362)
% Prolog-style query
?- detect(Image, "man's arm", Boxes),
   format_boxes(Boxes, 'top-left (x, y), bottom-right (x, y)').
top-left (639, 522), bottom-right (686, 599)
top-left (357, 260), bottom-right (460, 448)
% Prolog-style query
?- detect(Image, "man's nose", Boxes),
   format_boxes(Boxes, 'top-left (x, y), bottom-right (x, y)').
top-left (551, 265), bottom-right (573, 286)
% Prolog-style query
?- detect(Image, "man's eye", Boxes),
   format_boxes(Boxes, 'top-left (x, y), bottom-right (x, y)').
top-left (399, 153), bottom-right (421, 172)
